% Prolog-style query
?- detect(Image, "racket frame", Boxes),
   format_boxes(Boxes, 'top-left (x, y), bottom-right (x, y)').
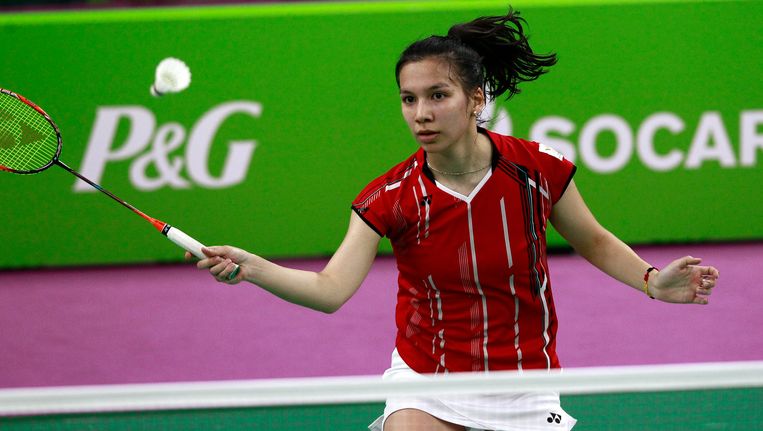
top-left (0, 87), bottom-right (222, 265)
top-left (0, 88), bottom-right (62, 174)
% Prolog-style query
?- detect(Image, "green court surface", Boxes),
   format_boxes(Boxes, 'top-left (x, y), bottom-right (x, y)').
top-left (2, 387), bottom-right (760, 430)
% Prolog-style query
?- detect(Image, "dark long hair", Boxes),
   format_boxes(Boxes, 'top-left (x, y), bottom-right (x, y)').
top-left (395, 7), bottom-right (557, 100)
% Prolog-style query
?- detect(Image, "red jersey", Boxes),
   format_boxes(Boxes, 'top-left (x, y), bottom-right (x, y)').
top-left (352, 129), bottom-right (576, 374)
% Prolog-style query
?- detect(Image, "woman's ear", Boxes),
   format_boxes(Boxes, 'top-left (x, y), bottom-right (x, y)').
top-left (471, 87), bottom-right (486, 117)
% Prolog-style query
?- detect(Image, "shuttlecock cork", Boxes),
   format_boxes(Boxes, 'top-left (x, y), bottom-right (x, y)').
top-left (151, 57), bottom-right (191, 97)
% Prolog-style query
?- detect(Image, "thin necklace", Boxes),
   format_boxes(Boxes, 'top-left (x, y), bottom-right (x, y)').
top-left (426, 132), bottom-right (490, 176)
top-left (427, 161), bottom-right (491, 176)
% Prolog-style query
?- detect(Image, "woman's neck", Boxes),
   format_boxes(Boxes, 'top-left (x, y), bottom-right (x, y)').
top-left (426, 129), bottom-right (492, 175)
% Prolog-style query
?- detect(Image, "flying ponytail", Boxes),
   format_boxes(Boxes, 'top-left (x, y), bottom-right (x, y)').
top-left (395, 7), bottom-right (557, 101)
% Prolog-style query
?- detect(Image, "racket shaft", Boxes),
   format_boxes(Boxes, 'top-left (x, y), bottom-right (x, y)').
top-left (55, 160), bottom-right (163, 229)
top-left (55, 161), bottom-right (235, 271)
top-left (165, 226), bottom-right (206, 259)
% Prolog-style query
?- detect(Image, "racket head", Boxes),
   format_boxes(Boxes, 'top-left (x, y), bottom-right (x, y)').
top-left (0, 88), bottom-right (62, 174)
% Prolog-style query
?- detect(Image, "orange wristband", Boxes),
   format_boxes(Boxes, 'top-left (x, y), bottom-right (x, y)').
top-left (643, 266), bottom-right (657, 299)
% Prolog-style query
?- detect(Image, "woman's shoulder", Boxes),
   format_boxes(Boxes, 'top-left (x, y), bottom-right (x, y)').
top-left (486, 129), bottom-right (566, 164)
top-left (485, 129), bottom-right (538, 155)
top-left (363, 150), bottom-right (422, 187)
top-left (353, 150), bottom-right (422, 201)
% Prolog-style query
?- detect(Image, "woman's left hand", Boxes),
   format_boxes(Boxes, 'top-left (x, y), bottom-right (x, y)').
top-left (650, 256), bottom-right (719, 304)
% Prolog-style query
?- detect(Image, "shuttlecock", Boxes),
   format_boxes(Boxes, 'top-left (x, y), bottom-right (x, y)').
top-left (150, 57), bottom-right (191, 97)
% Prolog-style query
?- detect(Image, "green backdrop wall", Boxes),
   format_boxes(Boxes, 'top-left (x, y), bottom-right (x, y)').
top-left (1, 0), bottom-right (761, 268)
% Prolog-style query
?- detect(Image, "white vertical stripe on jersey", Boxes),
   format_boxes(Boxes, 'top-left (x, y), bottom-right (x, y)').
top-left (502, 197), bottom-right (523, 370)
top-left (412, 186), bottom-right (421, 244)
top-left (467, 203), bottom-right (490, 371)
top-left (458, 244), bottom-right (474, 295)
top-left (499, 197), bottom-right (514, 268)
top-left (510, 274), bottom-right (523, 370)
top-left (417, 176), bottom-right (430, 239)
top-left (428, 275), bottom-right (443, 321)
top-left (426, 275), bottom-right (446, 373)
top-left (424, 280), bottom-right (435, 327)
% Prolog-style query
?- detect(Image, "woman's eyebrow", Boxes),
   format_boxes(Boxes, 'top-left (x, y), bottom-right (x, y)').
top-left (400, 83), bottom-right (452, 95)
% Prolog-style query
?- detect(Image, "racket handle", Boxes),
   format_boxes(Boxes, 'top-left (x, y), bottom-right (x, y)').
top-left (165, 226), bottom-right (206, 259)
top-left (164, 226), bottom-right (241, 280)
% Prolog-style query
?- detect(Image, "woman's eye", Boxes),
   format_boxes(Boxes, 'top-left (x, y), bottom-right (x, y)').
top-left (433, 92), bottom-right (446, 100)
top-left (402, 96), bottom-right (415, 104)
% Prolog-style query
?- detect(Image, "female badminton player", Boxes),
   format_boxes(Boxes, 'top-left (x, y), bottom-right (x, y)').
top-left (190, 7), bottom-right (719, 430)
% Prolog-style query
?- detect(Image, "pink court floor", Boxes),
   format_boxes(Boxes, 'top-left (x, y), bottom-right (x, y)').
top-left (0, 242), bottom-right (760, 388)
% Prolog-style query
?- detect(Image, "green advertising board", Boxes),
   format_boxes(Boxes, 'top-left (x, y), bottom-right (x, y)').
top-left (0, 0), bottom-right (761, 268)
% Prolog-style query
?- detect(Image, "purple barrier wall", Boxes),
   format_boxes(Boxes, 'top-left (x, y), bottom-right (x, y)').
top-left (0, 242), bottom-right (760, 388)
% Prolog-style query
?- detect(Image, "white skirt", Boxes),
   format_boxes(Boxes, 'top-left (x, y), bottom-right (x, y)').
top-left (368, 349), bottom-right (576, 431)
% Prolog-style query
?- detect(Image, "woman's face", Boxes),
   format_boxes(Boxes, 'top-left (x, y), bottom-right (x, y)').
top-left (398, 57), bottom-right (482, 154)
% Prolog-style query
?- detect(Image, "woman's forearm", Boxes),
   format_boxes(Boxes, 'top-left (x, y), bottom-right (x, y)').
top-left (572, 228), bottom-right (653, 293)
top-left (247, 255), bottom-right (353, 313)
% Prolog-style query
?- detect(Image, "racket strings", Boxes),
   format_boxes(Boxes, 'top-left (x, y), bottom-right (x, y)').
top-left (0, 94), bottom-right (59, 172)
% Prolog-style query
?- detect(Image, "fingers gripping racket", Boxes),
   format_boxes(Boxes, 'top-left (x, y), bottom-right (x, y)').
top-left (0, 88), bottom-right (239, 278)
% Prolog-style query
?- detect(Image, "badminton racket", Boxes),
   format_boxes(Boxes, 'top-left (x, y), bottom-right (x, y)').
top-left (0, 88), bottom-right (239, 279)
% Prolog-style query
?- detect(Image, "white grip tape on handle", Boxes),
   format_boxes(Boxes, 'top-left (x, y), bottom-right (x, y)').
top-left (166, 226), bottom-right (206, 259)
top-left (165, 226), bottom-right (240, 280)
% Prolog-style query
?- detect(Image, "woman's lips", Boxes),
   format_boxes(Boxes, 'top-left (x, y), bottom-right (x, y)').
top-left (417, 130), bottom-right (439, 142)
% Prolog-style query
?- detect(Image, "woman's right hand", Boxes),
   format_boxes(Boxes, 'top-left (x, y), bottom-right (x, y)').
top-left (186, 245), bottom-right (251, 284)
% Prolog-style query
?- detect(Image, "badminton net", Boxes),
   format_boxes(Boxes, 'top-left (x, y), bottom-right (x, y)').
top-left (0, 360), bottom-right (761, 430)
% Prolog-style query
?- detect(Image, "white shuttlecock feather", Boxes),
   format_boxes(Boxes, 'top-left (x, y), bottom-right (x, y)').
top-left (150, 57), bottom-right (191, 97)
